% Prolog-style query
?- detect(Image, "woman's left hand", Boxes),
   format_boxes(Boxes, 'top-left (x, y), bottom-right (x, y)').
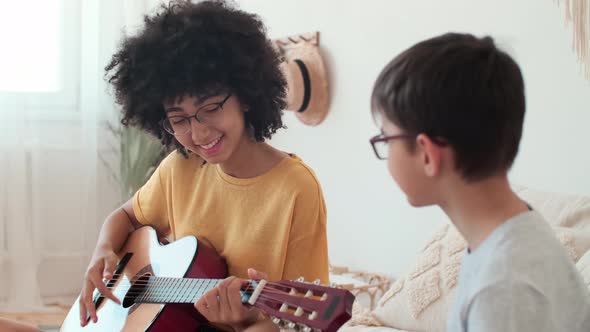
top-left (195, 276), bottom-right (262, 332)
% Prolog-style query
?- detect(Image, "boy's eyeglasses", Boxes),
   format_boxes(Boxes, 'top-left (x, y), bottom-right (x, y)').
top-left (369, 134), bottom-right (415, 160)
top-left (162, 93), bottom-right (232, 136)
top-left (370, 133), bottom-right (448, 160)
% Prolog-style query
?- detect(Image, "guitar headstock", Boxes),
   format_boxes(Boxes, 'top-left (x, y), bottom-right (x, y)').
top-left (248, 278), bottom-right (354, 332)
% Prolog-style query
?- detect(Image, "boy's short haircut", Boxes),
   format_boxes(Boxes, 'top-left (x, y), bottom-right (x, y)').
top-left (371, 33), bottom-right (526, 181)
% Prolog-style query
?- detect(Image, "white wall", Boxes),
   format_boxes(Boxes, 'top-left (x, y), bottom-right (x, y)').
top-left (237, 0), bottom-right (590, 277)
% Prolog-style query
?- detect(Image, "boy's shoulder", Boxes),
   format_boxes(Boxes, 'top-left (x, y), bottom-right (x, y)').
top-left (475, 211), bottom-right (564, 274)
top-left (457, 211), bottom-right (590, 331)
top-left (468, 210), bottom-right (583, 294)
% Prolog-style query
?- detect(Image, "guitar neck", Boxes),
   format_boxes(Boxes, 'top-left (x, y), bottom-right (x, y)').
top-left (134, 277), bottom-right (225, 304)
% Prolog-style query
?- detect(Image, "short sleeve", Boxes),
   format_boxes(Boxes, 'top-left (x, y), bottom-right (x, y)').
top-left (281, 173), bottom-right (329, 284)
top-left (132, 152), bottom-right (175, 237)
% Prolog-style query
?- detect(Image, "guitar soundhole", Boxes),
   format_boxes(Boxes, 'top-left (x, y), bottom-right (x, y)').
top-left (123, 273), bottom-right (151, 308)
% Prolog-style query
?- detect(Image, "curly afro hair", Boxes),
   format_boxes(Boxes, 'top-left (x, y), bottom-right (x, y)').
top-left (105, 0), bottom-right (287, 156)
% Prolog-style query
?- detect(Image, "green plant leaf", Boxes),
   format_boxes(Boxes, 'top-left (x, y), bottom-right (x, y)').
top-left (101, 121), bottom-right (167, 203)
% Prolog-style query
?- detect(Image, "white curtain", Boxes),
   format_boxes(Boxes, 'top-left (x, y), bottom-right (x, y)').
top-left (0, 0), bottom-right (163, 311)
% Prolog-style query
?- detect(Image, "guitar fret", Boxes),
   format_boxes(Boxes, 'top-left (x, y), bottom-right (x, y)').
top-left (157, 278), bottom-right (165, 302)
top-left (138, 278), bottom-right (148, 303)
top-left (158, 278), bottom-right (167, 302)
top-left (207, 279), bottom-right (216, 292)
top-left (184, 279), bottom-right (197, 303)
top-left (203, 279), bottom-right (211, 300)
top-left (157, 278), bottom-right (164, 303)
top-left (140, 278), bottom-right (150, 303)
top-left (163, 278), bottom-right (173, 303)
top-left (175, 279), bottom-right (186, 303)
top-left (196, 279), bottom-right (204, 300)
top-left (193, 279), bottom-right (208, 302)
top-left (205, 279), bottom-right (214, 298)
top-left (169, 278), bottom-right (179, 303)
top-left (169, 278), bottom-right (176, 303)
top-left (178, 279), bottom-right (187, 302)
top-left (150, 277), bottom-right (160, 302)
top-left (199, 280), bottom-right (206, 298)
top-left (170, 278), bottom-right (179, 303)
top-left (188, 279), bottom-right (198, 302)
top-left (178, 279), bottom-right (194, 303)
top-left (147, 277), bottom-right (157, 303)
top-left (150, 277), bottom-right (160, 303)
top-left (176, 278), bottom-right (186, 302)
top-left (179, 280), bottom-right (188, 303)
top-left (192, 279), bottom-right (203, 302)
top-left (154, 277), bottom-right (163, 302)
top-left (163, 278), bottom-right (171, 303)
top-left (182, 279), bottom-right (193, 302)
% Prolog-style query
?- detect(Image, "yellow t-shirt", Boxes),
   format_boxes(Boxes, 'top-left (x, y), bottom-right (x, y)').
top-left (132, 151), bottom-right (329, 283)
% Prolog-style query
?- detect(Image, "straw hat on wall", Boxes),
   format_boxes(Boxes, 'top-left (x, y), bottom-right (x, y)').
top-left (278, 39), bottom-right (330, 126)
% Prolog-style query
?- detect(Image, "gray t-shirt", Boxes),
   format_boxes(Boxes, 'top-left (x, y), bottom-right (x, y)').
top-left (447, 210), bottom-right (590, 332)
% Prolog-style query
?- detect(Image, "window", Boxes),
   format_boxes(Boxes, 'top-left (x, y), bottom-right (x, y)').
top-left (0, 0), bottom-right (80, 110)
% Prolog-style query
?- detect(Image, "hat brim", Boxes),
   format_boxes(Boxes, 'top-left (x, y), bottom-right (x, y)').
top-left (282, 42), bottom-right (330, 126)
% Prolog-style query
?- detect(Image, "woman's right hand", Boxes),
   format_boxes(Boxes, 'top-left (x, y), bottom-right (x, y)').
top-left (78, 245), bottom-right (121, 326)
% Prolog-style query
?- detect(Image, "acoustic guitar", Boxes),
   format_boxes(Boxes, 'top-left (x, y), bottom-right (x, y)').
top-left (60, 227), bottom-right (353, 332)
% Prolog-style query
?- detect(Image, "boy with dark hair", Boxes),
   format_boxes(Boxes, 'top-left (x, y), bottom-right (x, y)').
top-left (369, 32), bottom-right (590, 331)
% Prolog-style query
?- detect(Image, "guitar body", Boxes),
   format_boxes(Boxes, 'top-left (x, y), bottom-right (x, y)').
top-left (60, 227), bottom-right (228, 332)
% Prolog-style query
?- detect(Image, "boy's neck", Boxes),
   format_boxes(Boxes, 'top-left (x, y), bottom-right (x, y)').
top-left (439, 174), bottom-right (529, 252)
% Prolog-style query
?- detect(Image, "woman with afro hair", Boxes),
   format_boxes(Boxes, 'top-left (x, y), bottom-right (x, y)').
top-left (76, 0), bottom-right (329, 330)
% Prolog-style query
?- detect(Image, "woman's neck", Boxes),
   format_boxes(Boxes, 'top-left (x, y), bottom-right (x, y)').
top-left (219, 137), bottom-right (287, 178)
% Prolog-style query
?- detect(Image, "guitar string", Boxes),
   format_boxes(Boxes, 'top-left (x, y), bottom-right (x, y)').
top-left (94, 282), bottom-right (322, 315)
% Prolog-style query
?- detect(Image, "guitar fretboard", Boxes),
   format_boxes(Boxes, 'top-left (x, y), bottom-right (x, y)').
top-left (134, 277), bottom-right (224, 304)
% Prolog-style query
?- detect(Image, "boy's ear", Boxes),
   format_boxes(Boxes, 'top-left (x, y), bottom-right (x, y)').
top-left (416, 134), bottom-right (443, 177)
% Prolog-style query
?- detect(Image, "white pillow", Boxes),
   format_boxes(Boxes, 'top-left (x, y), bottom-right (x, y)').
top-left (514, 186), bottom-right (590, 230)
top-left (369, 224), bottom-right (463, 332)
